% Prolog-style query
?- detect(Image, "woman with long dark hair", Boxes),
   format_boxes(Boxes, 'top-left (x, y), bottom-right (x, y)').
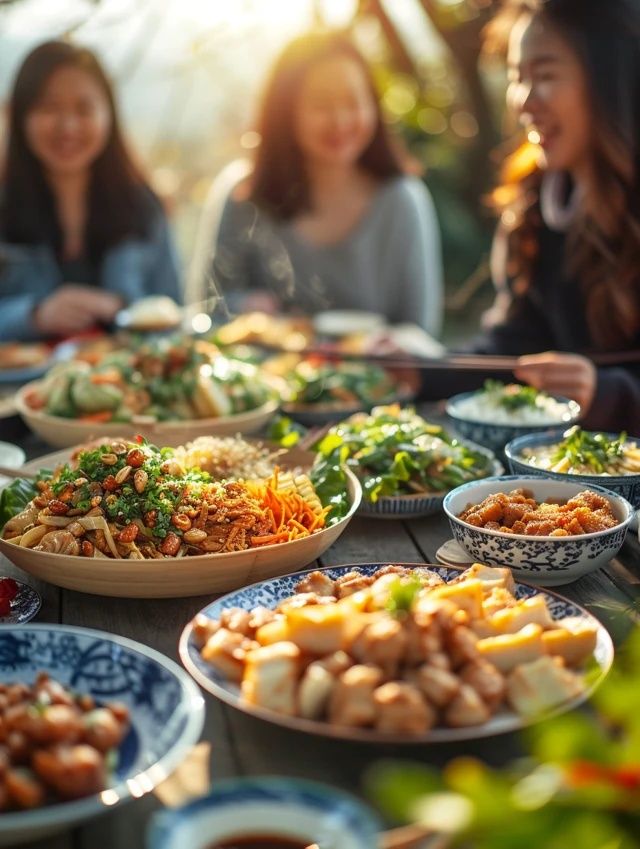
top-left (194, 31), bottom-right (443, 334)
top-left (473, 0), bottom-right (640, 430)
top-left (0, 40), bottom-right (181, 341)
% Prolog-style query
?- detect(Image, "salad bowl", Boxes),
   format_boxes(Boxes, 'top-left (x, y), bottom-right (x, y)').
top-left (282, 380), bottom-right (415, 427)
top-left (446, 383), bottom-right (580, 455)
top-left (313, 405), bottom-right (503, 520)
top-left (358, 438), bottom-right (502, 519)
top-left (15, 380), bottom-right (279, 449)
top-left (505, 429), bottom-right (640, 509)
top-left (268, 356), bottom-right (417, 427)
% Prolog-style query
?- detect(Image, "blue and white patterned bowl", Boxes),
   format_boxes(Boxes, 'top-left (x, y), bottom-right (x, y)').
top-left (357, 438), bottom-right (503, 520)
top-left (446, 391), bottom-right (581, 455)
top-left (147, 776), bottom-right (381, 849)
top-left (443, 475), bottom-right (634, 586)
top-left (0, 624), bottom-right (204, 847)
top-left (505, 432), bottom-right (640, 509)
top-left (179, 562), bottom-right (613, 743)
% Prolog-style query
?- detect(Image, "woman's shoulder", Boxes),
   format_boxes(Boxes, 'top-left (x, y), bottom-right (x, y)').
top-left (369, 175), bottom-right (437, 236)
top-left (380, 174), bottom-right (435, 211)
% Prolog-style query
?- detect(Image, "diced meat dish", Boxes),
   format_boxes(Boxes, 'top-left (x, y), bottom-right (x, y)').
top-left (458, 488), bottom-right (620, 536)
top-left (192, 564), bottom-right (598, 737)
top-left (0, 673), bottom-right (129, 810)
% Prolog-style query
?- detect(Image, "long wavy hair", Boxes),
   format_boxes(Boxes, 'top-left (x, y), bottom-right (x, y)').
top-left (485, 0), bottom-right (640, 349)
top-left (248, 31), bottom-right (407, 220)
top-left (1, 40), bottom-right (157, 263)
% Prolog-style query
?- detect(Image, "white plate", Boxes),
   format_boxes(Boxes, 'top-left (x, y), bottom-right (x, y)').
top-left (0, 341), bottom-right (77, 385)
top-left (313, 311), bottom-right (386, 338)
top-left (0, 441), bottom-right (25, 469)
top-left (180, 562), bottom-right (614, 745)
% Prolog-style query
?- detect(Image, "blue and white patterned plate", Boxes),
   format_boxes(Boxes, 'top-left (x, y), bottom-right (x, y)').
top-left (0, 578), bottom-right (42, 624)
top-left (0, 624), bottom-right (204, 846)
top-left (179, 562), bottom-right (613, 745)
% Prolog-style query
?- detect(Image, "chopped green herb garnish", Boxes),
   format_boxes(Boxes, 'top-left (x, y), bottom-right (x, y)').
top-left (483, 380), bottom-right (542, 411)
top-left (549, 426), bottom-right (627, 474)
top-left (386, 576), bottom-right (423, 617)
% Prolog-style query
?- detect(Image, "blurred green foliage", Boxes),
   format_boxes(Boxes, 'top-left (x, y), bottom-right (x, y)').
top-left (367, 627), bottom-right (640, 849)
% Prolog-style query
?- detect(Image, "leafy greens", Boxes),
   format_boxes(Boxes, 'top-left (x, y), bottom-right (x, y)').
top-left (314, 405), bottom-right (494, 503)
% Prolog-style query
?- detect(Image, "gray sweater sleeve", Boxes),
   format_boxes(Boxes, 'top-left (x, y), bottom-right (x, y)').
top-left (389, 178), bottom-right (444, 335)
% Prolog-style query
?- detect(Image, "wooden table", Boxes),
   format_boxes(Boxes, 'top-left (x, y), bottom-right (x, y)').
top-left (2, 428), bottom-right (640, 849)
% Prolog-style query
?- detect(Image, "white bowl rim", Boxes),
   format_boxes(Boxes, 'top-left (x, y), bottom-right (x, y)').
top-left (15, 379), bottom-right (279, 431)
top-left (0, 466), bottom-right (362, 566)
top-left (0, 622), bottom-right (204, 834)
top-left (443, 474), bottom-right (634, 541)
top-left (147, 775), bottom-right (382, 847)
top-left (505, 431), bottom-right (640, 483)
top-left (445, 389), bottom-right (581, 426)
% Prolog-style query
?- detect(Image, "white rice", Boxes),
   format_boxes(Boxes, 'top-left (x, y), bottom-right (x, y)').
top-left (452, 393), bottom-right (574, 425)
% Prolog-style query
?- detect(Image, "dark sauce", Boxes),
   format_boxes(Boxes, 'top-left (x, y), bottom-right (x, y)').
top-left (206, 836), bottom-right (315, 849)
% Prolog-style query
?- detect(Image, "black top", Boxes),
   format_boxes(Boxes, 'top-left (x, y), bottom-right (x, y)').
top-left (422, 222), bottom-right (640, 433)
top-left (57, 256), bottom-right (98, 287)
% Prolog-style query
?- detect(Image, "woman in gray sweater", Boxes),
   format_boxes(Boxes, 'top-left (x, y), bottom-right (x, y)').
top-left (195, 32), bottom-right (443, 336)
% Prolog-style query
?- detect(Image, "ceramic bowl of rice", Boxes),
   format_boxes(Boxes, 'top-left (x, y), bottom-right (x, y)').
top-left (446, 383), bottom-right (580, 455)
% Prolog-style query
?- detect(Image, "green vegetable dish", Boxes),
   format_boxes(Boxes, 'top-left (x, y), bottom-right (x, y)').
top-left (285, 360), bottom-right (399, 409)
top-left (314, 404), bottom-right (496, 503)
top-left (22, 337), bottom-right (274, 423)
top-left (521, 426), bottom-right (640, 475)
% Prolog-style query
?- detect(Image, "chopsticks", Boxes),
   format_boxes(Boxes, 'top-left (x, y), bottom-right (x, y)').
top-left (241, 343), bottom-right (640, 372)
top-left (301, 350), bottom-right (522, 371)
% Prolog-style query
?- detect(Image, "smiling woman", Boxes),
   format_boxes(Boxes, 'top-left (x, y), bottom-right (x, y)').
top-left (461, 0), bottom-right (640, 434)
top-left (0, 40), bottom-right (181, 343)
top-left (191, 30), bottom-right (444, 335)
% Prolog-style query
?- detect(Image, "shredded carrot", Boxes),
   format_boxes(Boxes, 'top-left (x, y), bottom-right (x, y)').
top-left (245, 468), bottom-right (329, 548)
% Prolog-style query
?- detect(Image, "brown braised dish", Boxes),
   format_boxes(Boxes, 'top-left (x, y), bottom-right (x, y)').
top-left (0, 673), bottom-right (129, 810)
top-left (457, 488), bottom-right (620, 536)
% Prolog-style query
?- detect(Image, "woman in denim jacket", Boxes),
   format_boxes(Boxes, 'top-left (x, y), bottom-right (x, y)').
top-left (0, 41), bottom-right (181, 342)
